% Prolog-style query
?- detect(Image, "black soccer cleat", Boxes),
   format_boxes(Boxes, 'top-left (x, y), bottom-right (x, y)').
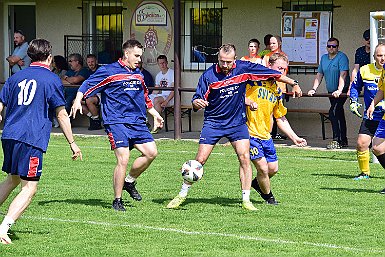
top-left (251, 178), bottom-right (262, 196)
top-left (266, 196), bottom-right (279, 205)
top-left (380, 188), bottom-right (385, 194)
top-left (112, 198), bottom-right (126, 211)
top-left (123, 181), bottom-right (142, 201)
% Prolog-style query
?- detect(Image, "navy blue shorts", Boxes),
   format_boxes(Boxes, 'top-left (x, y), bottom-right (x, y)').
top-left (374, 119), bottom-right (385, 139)
top-left (104, 123), bottom-right (154, 150)
top-left (2, 139), bottom-right (43, 181)
top-left (249, 136), bottom-right (277, 163)
top-left (199, 123), bottom-right (250, 145)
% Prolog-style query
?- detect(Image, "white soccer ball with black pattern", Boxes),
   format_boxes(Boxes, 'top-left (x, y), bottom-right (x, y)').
top-left (181, 160), bottom-right (204, 183)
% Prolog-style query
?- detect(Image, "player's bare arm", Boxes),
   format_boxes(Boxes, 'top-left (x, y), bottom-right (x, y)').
top-left (70, 92), bottom-right (85, 118)
top-left (192, 98), bottom-right (209, 110)
top-left (56, 106), bottom-right (82, 160)
top-left (276, 116), bottom-right (307, 147)
top-left (277, 75), bottom-right (302, 97)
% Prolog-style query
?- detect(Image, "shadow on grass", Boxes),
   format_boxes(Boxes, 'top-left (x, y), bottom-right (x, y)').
top-left (320, 187), bottom-right (382, 194)
top-left (153, 197), bottom-right (241, 208)
top-left (311, 173), bottom-right (382, 179)
top-left (37, 198), bottom-right (125, 209)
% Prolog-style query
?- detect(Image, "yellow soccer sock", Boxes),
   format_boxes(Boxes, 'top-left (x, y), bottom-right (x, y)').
top-left (357, 149), bottom-right (370, 175)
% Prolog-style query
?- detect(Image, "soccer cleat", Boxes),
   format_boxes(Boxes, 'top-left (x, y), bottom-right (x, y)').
top-left (251, 178), bottom-right (262, 196)
top-left (266, 196), bottom-right (279, 205)
top-left (326, 140), bottom-right (341, 149)
top-left (112, 198), bottom-right (126, 211)
top-left (242, 200), bottom-right (258, 211)
top-left (123, 181), bottom-right (142, 201)
top-left (0, 234), bottom-right (12, 245)
top-left (88, 118), bottom-right (102, 130)
top-left (166, 195), bottom-right (186, 209)
top-left (151, 127), bottom-right (160, 134)
top-left (353, 173), bottom-right (370, 180)
top-left (380, 188), bottom-right (385, 194)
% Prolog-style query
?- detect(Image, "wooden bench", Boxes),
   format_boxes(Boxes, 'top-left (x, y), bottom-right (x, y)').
top-left (287, 108), bottom-right (330, 140)
top-left (164, 105), bottom-right (193, 132)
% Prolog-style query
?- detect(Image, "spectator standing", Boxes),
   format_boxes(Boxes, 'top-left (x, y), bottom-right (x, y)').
top-left (308, 37), bottom-right (350, 149)
top-left (350, 44), bottom-right (385, 180)
top-left (241, 38), bottom-right (262, 64)
top-left (71, 39), bottom-right (163, 212)
top-left (6, 30), bottom-right (31, 74)
top-left (263, 35), bottom-right (289, 140)
top-left (351, 29), bottom-right (371, 84)
top-left (148, 55), bottom-right (174, 133)
top-left (258, 34), bottom-right (273, 59)
top-left (62, 53), bottom-right (91, 114)
top-left (0, 39), bottom-right (82, 244)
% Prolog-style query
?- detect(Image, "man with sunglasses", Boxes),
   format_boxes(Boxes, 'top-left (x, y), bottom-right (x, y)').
top-left (308, 37), bottom-right (350, 149)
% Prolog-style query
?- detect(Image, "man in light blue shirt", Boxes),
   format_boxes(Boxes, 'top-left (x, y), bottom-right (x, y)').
top-left (6, 30), bottom-right (31, 74)
top-left (308, 37), bottom-right (350, 149)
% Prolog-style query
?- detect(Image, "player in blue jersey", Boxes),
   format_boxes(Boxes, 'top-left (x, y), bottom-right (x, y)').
top-left (350, 44), bottom-right (385, 180)
top-left (166, 43), bottom-right (302, 211)
top-left (71, 39), bottom-right (163, 211)
top-left (0, 39), bottom-right (82, 244)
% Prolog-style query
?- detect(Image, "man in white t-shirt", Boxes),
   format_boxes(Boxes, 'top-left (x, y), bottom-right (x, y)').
top-left (149, 55), bottom-right (174, 133)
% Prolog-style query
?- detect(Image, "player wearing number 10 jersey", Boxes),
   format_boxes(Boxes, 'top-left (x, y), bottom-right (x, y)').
top-left (0, 39), bottom-right (82, 244)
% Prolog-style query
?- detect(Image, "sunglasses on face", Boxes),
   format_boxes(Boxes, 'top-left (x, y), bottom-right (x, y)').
top-left (327, 45), bottom-right (338, 48)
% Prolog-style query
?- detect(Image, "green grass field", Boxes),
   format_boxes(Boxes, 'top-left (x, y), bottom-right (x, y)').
top-left (0, 135), bottom-right (384, 256)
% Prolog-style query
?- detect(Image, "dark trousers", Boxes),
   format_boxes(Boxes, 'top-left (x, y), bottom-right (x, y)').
top-left (64, 87), bottom-right (79, 114)
top-left (328, 97), bottom-right (347, 142)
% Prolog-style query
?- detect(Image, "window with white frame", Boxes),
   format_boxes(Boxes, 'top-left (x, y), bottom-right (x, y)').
top-left (183, 1), bottom-right (223, 71)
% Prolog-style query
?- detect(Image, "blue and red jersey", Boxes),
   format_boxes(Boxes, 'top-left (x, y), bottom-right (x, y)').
top-left (0, 63), bottom-right (66, 152)
top-left (79, 59), bottom-right (153, 125)
top-left (192, 60), bottom-right (281, 128)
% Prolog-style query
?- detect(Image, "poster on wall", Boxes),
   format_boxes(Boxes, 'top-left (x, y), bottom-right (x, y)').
top-left (130, 0), bottom-right (173, 65)
top-left (281, 11), bottom-right (331, 66)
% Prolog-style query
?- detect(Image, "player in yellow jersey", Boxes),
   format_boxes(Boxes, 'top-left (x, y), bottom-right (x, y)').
top-left (245, 53), bottom-right (307, 204)
top-left (367, 46), bottom-right (385, 194)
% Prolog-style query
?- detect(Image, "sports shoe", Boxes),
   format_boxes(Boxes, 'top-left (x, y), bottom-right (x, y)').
top-left (88, 118), bottom-right (102, 130)
top-left (272, 133), bottom-right (287, 140)
top-left (326, 140), bottom-right (341, 149)
top-left (112, 198), bottom-right (126, 211)
top-left (353, 173), bottom-right (370, 180)
top-left (242, 200), bottom-right (258, 211)
top-left (380, 188), bottom-right (385, 194)
top-left (251, 178), bottom-right (262, 196)
top-left (123, 181), bottom-right (142, 201)
top-left (266, 196), bottom-right (279, 205)
top-left (0, 234), bottom-right (12, 244)
top-left (166, 195), bottom-right (186, 209)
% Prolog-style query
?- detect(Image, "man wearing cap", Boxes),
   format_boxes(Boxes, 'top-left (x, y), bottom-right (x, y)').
top-left (6, 30), bottom-right (31, 74)
top-left (350, 29), bottom-right (371, 84)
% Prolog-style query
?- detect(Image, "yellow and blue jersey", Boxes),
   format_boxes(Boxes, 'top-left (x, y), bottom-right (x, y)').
top-left (350, 63), bottom-right (383, 121)
top-left (245, 80), bottom-right (287, 139)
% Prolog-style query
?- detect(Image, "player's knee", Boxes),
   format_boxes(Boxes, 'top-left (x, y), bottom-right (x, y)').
top-left (372, 146), bottom-right (383, 156)
top-left (146, 148), bottom-right (158, 160)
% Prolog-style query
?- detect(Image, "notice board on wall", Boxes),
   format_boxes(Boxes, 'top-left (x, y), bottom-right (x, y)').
top-left (281, 11), bottom-right (332, 66)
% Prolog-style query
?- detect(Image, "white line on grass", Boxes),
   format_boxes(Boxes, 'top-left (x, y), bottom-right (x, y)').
top-left (23, 215), bottom-right (384, 253)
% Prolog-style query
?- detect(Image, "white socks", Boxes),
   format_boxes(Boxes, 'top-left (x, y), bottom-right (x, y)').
top-left (125, 174), bottom-right (136, 183)
top-left (179, 182), bottom-right (191, 197)
top-left (0, 216), bottom-right (14, 235)
top-left (242, 190), bottom-right (250, 202)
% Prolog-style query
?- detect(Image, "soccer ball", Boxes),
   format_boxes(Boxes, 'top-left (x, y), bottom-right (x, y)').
top-left (181, 160), bottom-right (204, 183)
